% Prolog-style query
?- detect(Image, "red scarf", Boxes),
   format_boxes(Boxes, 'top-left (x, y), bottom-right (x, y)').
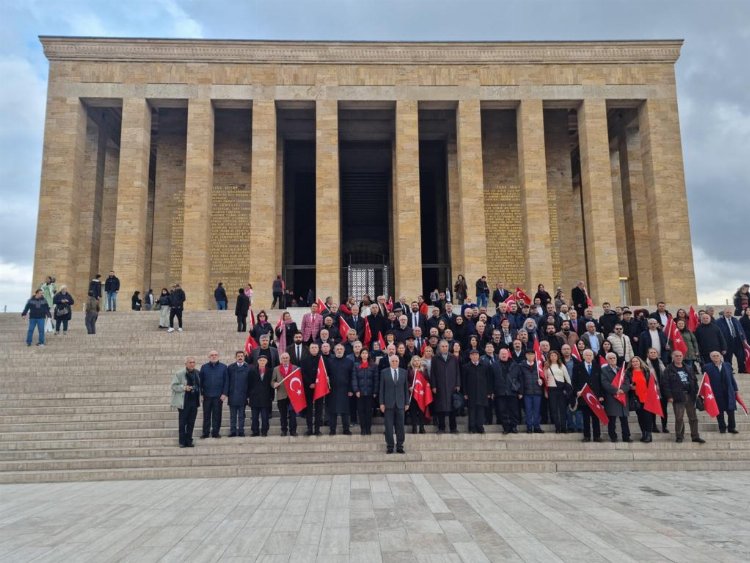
top-left (360, 360), bottom-right (369, 368)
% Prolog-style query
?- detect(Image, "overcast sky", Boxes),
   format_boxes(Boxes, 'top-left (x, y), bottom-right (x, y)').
top-left (0, 0), bottom-right (747, 310)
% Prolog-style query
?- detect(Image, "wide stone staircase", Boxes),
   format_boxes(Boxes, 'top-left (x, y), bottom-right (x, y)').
top-left (0, 309), bottom-right (748, 483)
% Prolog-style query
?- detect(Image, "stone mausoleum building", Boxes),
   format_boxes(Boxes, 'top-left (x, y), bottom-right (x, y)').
top-left (33, 37), bottom-right (697, 309)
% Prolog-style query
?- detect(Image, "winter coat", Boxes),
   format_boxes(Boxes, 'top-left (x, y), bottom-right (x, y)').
top-left (327, 356), bottom-right (354, 414)
top-left (601, 364), bottom-right (630, 417)
top-left (199, 361), bottom-right (229, 398)
top-left (694, 322), bottom-right (726, 359)
top-left (490, 360), bottom-right (520, 396)
top-left (516, 361), bottom-right (543, 396)
top-left (662, 363), bottom-right (698, 404)
top-left (235, 293), bottom-right (250, 317)
top-left (170, 288), bottom-right (186, 308)
top-left (429, 353), bottom-right (461, 413)
top-left (572, 361), bottom-right (603, 409)
top-left (170, 368), bottom-right (201, 410)
top-left (461, 361), bottom-right (491, 407)
top-left (104, 275), bottom-right (120, 292)
top-left (704, 361), bottom-right (738, 412)
top-left (227, 362), bottom-right (251, 406)
top-left (352, 362), bottom-right (379, 397)
top-left (248, 366), bottom-right (273, 408)
top-left (53, 292), bottom-right (75, 320)
top-left (22, 297), bottom-right (51, 319)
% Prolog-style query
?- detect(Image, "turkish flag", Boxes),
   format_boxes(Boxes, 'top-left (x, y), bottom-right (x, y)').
top-left (580, 383), bottom-right (609, 424)
top-left (248, 308), bottom-right (256, 330)
top-left (363, 317), bottom-right (372, 347)
top-left (644, 374), bottom-right (664, 418)
top-left (515, 287), bottom-right (532, 305)
top-left (571, 346), bottom-right (582, 361)
top-left (420, 341), bottom-right (429, 356)
top-left (688, 306), bottom-right (699, 333)
top-left (339, 316), bottom-right (351, 342)
top-left (378, 332), bottom-right (387, 351)
top-left (743, 341), bottom-right (750, 374)
top-left (611, 364), bottom-right (627, 406)
top-left (316, 297), bottom-right (329, 314)
top-left (665, 318), bottom-right (687, 355)
top-left (244, 333), bottom-right (258, 355)
top-left (282, 367), bottom-right (307, 413)
top-left (313, 356), bottom-right (330, 401)
top-left (598, 355), bottom-right (608, 367)
top-left (533, 338), bottom-right (545, 386)
top-left (386, 296), bottom-right (394, 312)
top-left (699, 373), bottom-right (720, 418)
top-left (585, 290), bottom-right (593, 308)
top-left (736, 392), bottom-right (748, 416)
top-left (411, 369), bottom-right (433, 413)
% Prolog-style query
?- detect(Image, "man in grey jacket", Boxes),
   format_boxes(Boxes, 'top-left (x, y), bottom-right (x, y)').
top-left (380, 355), bottom-right (409, 454)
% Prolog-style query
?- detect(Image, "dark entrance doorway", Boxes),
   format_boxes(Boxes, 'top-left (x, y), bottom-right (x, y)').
top-left (339, 141), bottom-right (393, 300)
top-left (282, 140), bottom-right (316, 303)
top-left (419, 140), bottom-right (451, 297)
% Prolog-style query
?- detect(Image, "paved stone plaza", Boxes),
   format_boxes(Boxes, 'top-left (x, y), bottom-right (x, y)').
top-left (1, 471), bottom-right (748, 562)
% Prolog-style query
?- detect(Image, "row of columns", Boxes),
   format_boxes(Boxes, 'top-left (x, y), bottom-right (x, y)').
top-left (33, 95), bottom-right (696, 309)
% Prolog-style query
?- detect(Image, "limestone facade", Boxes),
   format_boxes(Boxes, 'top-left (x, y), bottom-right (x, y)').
top-left (33, 37), bottom-right (697, 308)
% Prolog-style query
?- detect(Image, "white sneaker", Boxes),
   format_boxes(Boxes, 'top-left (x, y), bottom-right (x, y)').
top-left (177, 328), bottom-right (183, 332)
top-left (167, 328), bottom-right (174, 333)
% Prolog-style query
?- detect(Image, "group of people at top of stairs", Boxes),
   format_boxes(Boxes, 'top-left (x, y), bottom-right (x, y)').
top-left (167, 280), bottom-right (750, 452)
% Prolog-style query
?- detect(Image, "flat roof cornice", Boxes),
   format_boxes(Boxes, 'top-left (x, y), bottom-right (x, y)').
top-left (39, 37), bottom-right (683, 65)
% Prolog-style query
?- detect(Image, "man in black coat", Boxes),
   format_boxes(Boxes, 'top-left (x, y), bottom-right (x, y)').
top-left (462, 350), bottom-right (492, 433)
top-left (717, 307), bottom-right (747, 373)
top-left (214, 282), bottom-right (228, 310)
top-left (430, 340), bottom-right (461, 433)
top-left (694, 312), bottom-right (727, 364)
top-left (490, 348), bottom-right (521, 433)
top-left (227, 351), bottom-right (251, 436)
top-left (407, 301), bottom-right (427, 333)
top-left (235, 288), bottom-right (250, 332)
top-left (327, 344), bottom-right (354, 435)
top-left (199, 351), bottom-right (228, 439)
top-left (168, 284), bottom-right (187, 332)
top-left (571, 281), bottom-right (588, 318)
top-left (572, 349), bottom-right (604, 442)
top-left (638, 318), bottom-right (669, 365)
top-left (104, 271), bottom-right (120, 312)
top-left (248, 357), bottom-right (273, 437)
top-left (301, 343), bottom-right (324, 436)
top-left (662, 350), bottom-right (705, 444)
top-left (379, 354), bottom-right (409, 454)
top-left (286, 332), bottom-right (309, 366)
top-left (598, 302), bottom-right (619, 338)
top-left (346, 305), bottom-right (366, 342)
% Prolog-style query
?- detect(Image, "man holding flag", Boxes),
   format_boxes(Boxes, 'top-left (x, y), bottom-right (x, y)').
top-left (663, 350), bottom-right (705, 444)
top-left (572, 349), bottom-right (605, 442)
top-left (301, 343), bottom-right (325, 436)
top-left (704, 350), bottom-right (740, 434)
top-left (271, 352), bottom-right (302, 437)
top-left (601, 352), bottom-right (632, 443)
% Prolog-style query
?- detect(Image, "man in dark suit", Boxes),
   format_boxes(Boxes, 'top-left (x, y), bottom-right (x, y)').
top-left (379, 354), bottom-right (409, 454)
top-left (571, 281), bottom-right (588, 318)
top-left (286, 332), bottom-right (309, 366)
top-left (638, 318), bottom-right (669, 364)
top-left (572, 349), bottom-right (604, 442)
top-left (717, 307), bottom-right (748, 373)
top-left (407, 301), bottom-right (427, 332)
top-left (347, 305), bottom-right (366, 341)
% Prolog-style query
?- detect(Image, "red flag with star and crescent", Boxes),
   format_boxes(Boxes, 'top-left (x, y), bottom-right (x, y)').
top-left (244, 333), bottom-right (258, 355)
top-left (339, 316), bottom-right (352, 342)
top-left (378, 332), bottom-right (387, 351)
top-left (699, 373), bottom-right (720, 418)
top-left (687, 306), bottom-right (699, 333)
top-left (571, 346), bottom-right (582, 361)
top-left (316, 297), bottom-right (329, 314)
top-left (743, 341), bottom-right (750, 374)
top-left (363, 317), bottom-right (372, 347)
top-left (665, 318), bottom-right (687, 355)
top-left (611, 364), bottom-right (627, 406)
top-left (281, 367), bottom-right (307, 413)
top-left (533, 338), bottom-right (545, 387)
top-left (515, 287), bottom-right (532, 306)
top-left (580, 383), bottom-right (609, 424)
top-left (598, 355), bottom-right (608, 368)
top-left (644, 373), bottom-right (664, 418)
top-left (248, 308), bottom-right (256, 330)
top-left (736, 392), bottom-right (748, 416)
top-left (411, 369), bottom-right (433, 413)
top-left (313, 356), bottom-right (330, 401)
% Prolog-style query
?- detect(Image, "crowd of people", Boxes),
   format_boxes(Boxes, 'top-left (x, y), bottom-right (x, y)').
top-left (169, 280), bottom-right (750, 452)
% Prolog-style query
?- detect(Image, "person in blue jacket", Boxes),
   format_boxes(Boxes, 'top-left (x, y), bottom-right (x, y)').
top-left (199, 350), bottom-right (228, 438)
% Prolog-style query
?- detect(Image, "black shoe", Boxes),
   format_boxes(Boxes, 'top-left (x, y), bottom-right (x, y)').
top-left (526, 429), bottom-right (533, 434)
top-left (729, 429), bottom-right (739, 434)
top-left (662, 427), bottom-right (669, 434)
top-left (419, 427), bottom-right (425, 434)
top-left (212, 435), bottom-right (221, 439)
top-left (314, 431), bottom-right (323, 436)
top-left (477, 428), bottom-right (485, 434)
top-left (511, 428), bottom-right (518, 434)
top-left (581, 437), bottom-right (591, 442)
top-left (692, 437), bottom-right (706, 444)
top-left (281, 431), bottom-right (287, 437)
top-left (450, 429), bottom-right (459, 434)
top-left (720, 429), bottom-right (727, 434)
top-left (329, 431), bottom-right (336, 436)
top-left (200, 435), bottom-right (209, 439)
top-left (593, 437), bottom-right (603, 443)
top-left (238, 433), bottom-right (245, 437)
top-left (502, 430), bottom-right (510, 435)
top-left (343, 430), bottom-right (352, 436)
top-left (623, 438), bottom-right (633, 443)
top-left (251, 433), bottom-right (260, 437)
top-left (186, 443), bottom-right (194, 448)
top-left (304, 430), bottom-right (313, 436)
top-left (652, 427), bottom-right (661, 434)
top-left (676, 437), bottom-right (683, 443)
top-left (290, 432), bottom-right (298, 437)
top-left (386, 448), bottom-right (394, 454)
top-left (610, 438), bottom-right (618, 443)
top-left (533, 428), bottom-right (544, 434)
top-left (179, 444), bottom-right (186, 448)
top-left (229, 432), bottom-right (237, 437)
top-left (261, 432), bottom-right (268, 437)
top-left (436, 429), bottom-right (445, 434)
top-left (396, 447), bottom-right (405, 454)
top-left (643, 436), bottom-right (652, 443)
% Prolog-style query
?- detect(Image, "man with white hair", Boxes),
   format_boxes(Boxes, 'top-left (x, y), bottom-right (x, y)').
top-left (380, 354), bottom-right (409, 454)
top-left (171, 356), bottom-right (201, 447)
top-left (199, 351), bottom-right (228, 439)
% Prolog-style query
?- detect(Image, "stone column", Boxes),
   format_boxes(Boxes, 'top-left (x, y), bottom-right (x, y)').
top-left (446, 140), bottom-right (462, 283)
top-left (577, 99), bottom-right (621, 305)
top-left (113, 98), bottom-right (152, 296)
top-left (32, 96), bottom-right (87, 296)
top-left (393, 99), bottom-right (422, 299)
top-left (618, 120), bottom-right (655, 304)
top-left (98, 141), bottom-right (120, 275)
top-left (181, 99), bottom-right (214, 309)
top-left (638, 97), bottom-right (697, 304)
top-left (316, 99), bottom-right (340, 302)
top-left (455, 99), bottom-right (487, 295)
top-left (248, 100), bottom-right (277, 309)
top-left (517, 99), bottom-right (554, 291)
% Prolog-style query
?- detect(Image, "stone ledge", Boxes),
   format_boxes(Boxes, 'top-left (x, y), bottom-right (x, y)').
top-left (40, 37), bottom-right (683, 65)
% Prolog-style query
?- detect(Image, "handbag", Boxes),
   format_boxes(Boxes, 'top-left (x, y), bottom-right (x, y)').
top-left (695, 394), bottom-right (705, 412)
top-left (628, 391), bottom-right (642, 412)
top-left (451, 391), bottom-right (465, 411)
top-left (44, 318), bottom-right (54, 333)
